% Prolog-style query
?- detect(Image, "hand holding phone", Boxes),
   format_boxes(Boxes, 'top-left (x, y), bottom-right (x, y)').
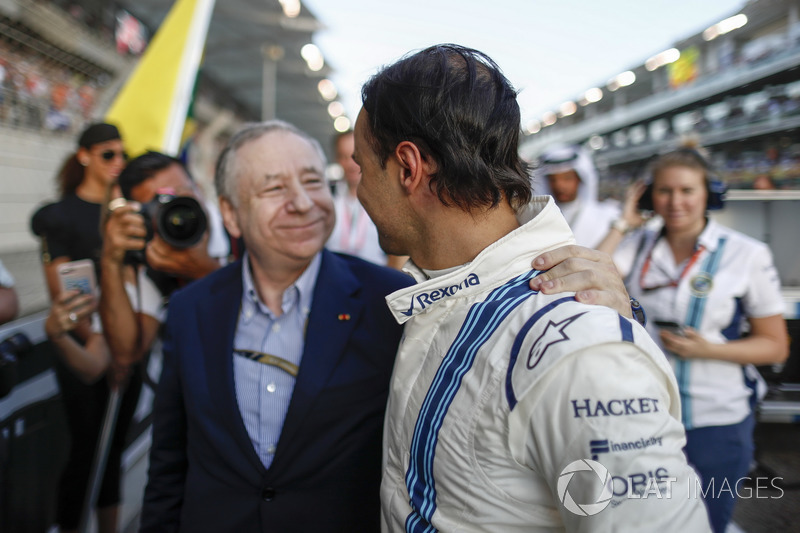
top-left (57, 259), bottom-right (97, 296)
top-left (654, 320), bottom-right (685, 337)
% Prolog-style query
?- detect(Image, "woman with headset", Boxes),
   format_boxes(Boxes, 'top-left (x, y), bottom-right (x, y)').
top-left (597, 147), bottom-right (789, 533)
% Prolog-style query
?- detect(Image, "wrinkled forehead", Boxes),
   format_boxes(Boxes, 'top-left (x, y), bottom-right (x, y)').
top-left (236, 130), bottom-right (326, 178)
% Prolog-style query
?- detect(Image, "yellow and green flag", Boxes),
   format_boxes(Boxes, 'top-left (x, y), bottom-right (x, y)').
top-left (106, 0), bottom-right (216, 157)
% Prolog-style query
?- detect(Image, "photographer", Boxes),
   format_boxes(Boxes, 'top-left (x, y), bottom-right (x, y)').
top-left (100, 151), bottom-right (227, 369)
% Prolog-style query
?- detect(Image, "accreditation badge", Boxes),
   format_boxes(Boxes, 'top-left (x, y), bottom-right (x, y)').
top-left (689, 273), bottom-right (713, 297)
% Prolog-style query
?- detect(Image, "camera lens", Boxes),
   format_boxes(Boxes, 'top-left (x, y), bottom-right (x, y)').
top-left (163, 205), bottom-right (200, 240)
top-left (156, 197), bottom-right (208, 248)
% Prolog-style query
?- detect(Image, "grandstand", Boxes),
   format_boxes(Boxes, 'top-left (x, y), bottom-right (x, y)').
top-left (521, 0), bottom-right (800, 196)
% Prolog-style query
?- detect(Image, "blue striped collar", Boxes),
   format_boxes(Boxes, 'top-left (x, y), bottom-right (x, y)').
top-left (388, 197), bottom-right (575, 323)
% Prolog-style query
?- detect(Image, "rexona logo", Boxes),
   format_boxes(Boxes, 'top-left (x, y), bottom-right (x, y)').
top-left (557, 459), bottom-right (613, 516)
top-left (401, 273), bottom-right (480, 317)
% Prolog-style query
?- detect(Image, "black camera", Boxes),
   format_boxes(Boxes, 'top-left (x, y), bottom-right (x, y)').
top-left (125, 190), bottom-right (208, 264)
top-left (140, 191), bottom-right (208, 248)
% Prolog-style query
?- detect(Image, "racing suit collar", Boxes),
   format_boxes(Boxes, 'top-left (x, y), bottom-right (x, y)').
top-left (387, 196), bottom-right (576, 324)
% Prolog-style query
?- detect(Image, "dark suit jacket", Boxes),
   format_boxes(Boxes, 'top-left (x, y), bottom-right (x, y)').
top-left (140, 250), bottom-right (411, 532)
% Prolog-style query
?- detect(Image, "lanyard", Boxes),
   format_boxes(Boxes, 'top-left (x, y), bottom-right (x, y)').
top-left (233, 349), bottom-right (299, 377)
top-left (639, 237), bottom-right (705, 293)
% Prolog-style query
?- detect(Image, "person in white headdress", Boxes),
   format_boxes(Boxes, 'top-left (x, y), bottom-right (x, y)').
top-left (535, 145), bottom-right (620, 248)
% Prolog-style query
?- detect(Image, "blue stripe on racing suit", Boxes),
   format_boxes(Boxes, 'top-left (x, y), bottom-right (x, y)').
top-left (619, 314), bottom-right (634, 342)
top-left (405, 270), bottom-right (538, 533)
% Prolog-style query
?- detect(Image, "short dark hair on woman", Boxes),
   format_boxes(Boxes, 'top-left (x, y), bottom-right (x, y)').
top-left (118, 151), bottom-right (186, 200)
top-left (360, 44), bottom-right (531, 210)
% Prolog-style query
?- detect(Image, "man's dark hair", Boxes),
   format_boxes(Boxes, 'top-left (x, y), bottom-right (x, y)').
top-left (360, 44), bottom-right (531, 210)
top-left (118, 151), bottom-right (187, 199)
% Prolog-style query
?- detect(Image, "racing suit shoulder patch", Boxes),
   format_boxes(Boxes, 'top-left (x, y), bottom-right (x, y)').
top-left (505, 298), bottom-right (637, 410)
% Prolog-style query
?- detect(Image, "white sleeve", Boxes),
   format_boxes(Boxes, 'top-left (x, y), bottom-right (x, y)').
top-left (742, 243), bottom-right (784, 318)
top-left (510, 343), bottom-right (711, 532)
top-left (125, 267), bottom-right (167, 323)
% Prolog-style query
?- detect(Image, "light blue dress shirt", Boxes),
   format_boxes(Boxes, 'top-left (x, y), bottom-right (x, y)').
top-left (232, 252), bottom-right (321, 469)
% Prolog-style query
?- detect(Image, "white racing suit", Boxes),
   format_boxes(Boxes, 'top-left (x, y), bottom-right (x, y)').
top-left (381, 197), bottom-right (711, 532)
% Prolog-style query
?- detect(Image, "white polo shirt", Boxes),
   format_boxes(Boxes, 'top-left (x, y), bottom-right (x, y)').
top-left (614, 219), bottom-right (784, 429)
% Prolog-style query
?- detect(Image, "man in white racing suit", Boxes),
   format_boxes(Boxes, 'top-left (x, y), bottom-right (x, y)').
top-left (354, 44), bottom-right (711, 532)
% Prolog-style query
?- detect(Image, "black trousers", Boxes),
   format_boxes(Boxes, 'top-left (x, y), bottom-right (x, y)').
top-left (53, 355), bottom-right (143, 529)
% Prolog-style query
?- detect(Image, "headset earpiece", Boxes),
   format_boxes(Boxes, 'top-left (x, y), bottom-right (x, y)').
top-left (637, 182), bottom-right (654, 211)
top-left (706, 176), bottom-right (727, 210)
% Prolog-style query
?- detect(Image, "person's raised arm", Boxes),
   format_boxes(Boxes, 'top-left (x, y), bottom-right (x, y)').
top-left (100, 202), bottom-right (159, 366)
top-left (595, 180), bottom-right (647, 256)
top-left (530, 245), bottom-right (632, 318)
top-left (529, 181), bottom-right (652, 319)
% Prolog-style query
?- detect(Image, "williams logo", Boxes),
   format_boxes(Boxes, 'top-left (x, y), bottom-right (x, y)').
top-left (689, 273), bottom-right (713, 297)
top-left (401, 273), bottom-right (480, 317)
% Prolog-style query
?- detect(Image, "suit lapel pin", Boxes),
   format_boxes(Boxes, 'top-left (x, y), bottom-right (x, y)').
top-left (338, 313), bottom-right (351, 321)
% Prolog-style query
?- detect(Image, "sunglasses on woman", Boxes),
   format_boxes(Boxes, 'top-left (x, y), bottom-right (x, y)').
top-left (99, 150), bottom-right (128, 161)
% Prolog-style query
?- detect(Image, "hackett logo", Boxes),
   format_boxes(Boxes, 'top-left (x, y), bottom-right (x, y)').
top-left (401, 273), bottom-right (481, 317)
top-left (571, 398), bottom-right (660, 418)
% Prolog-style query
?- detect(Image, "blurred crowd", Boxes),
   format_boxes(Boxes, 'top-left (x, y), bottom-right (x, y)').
top-left (0, 37), bottom-right (105, 135)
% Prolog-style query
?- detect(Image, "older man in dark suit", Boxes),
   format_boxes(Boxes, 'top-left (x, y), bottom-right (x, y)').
top-left (139, 121), bottom-right (410, 532)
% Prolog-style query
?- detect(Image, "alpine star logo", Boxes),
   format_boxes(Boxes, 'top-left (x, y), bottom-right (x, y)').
top-left (401, 273), bottom-right (480, 317)
top-left (527, 312), bottom-right (587, 369)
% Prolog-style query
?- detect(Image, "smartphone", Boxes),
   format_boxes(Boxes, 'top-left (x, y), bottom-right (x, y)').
top-left (57, 259), bottom-right (97, 296)
top-left (654, 320), bottom-right (685, 337)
